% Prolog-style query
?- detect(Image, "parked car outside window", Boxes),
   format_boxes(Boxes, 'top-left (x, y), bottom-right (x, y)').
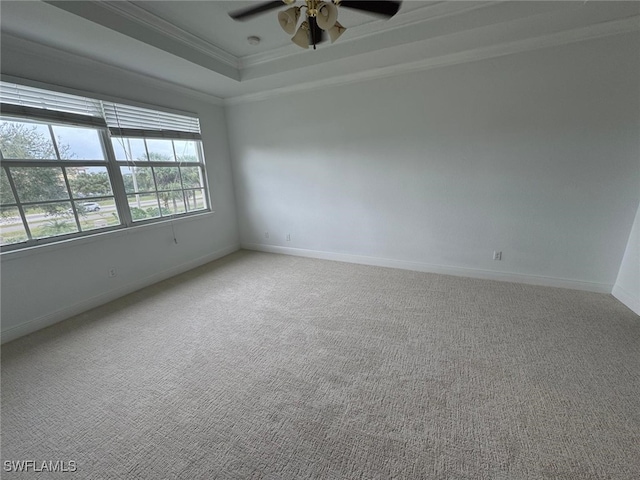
top-left (82, 202), bottom-right (101, 212)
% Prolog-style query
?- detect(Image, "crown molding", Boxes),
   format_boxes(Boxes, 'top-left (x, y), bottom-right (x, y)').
top-left (97, 0), bottom-right (239, 69)
top-left (240, 0), bottom-right (500, 68)
top-left (1, 34), bottom-right (225, 107)
top-left (226, 15), bottom-right (640, 106)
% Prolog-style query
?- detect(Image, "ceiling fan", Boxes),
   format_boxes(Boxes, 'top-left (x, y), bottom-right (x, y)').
top-left (229, 0), bottom-right (402, 50)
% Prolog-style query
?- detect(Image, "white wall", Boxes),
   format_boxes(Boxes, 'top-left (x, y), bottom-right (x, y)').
top-left (613, 202), bottom-right (640, 314)
top-left (2, 30), bottom-right (637, 342)
top-left (0, 37), bottom-right (240, 342)
top-left (227, 32), bottom-right (640, 292)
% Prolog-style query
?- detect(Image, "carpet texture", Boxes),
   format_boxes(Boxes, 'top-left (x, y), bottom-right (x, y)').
top-left (2, 250), bottom-right (639, 479)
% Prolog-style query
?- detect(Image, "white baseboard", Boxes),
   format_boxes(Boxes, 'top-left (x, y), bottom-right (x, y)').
top-left (241, 243), bottom-right (613, 294)
top-left (4, 242), bottom-right (624, 344)
top-left (612, 284), bottom-right (640, 316)
top-left (0, 244), bottom-right (240, 344)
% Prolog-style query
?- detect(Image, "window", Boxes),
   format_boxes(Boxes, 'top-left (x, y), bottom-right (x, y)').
top-left (0, 81), bottom-right (210, 251)
top-left (113, 137), bottom-right (207, 221)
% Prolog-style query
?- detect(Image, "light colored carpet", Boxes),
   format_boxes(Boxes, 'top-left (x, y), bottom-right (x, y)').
top-left (1, 250), bottom-right (639, 479)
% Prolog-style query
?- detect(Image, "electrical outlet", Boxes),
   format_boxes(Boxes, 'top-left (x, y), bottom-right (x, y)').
top-left (108, 268), bottom-right (117, 277)
top-left (286, 233), bottom-right (291, 242)
top-left (264, 231), bottom-right (269, 239)
top-left (493, 251), bottom-right (502, 261)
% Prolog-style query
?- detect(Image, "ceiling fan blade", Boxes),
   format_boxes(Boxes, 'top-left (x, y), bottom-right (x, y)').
top-left (338, 1), bottom-right (401, 18)
top-left (229, 1), bottom-right (285, 21)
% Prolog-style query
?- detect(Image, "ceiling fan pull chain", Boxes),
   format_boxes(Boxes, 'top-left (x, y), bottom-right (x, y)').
top-left (309, 16), bottom-right (318, 50)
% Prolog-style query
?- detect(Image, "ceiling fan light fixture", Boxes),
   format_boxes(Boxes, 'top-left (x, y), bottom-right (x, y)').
top-left (278, 6), bottom-right (300, 35)
top-left (228, 0), bottom-right (402, 50)
top-left (328, 21), bottom-right (346, 43)
top-left (291, 21), bottom-right (310, 49)
top-left (316, 1), bottom-right (338, 30)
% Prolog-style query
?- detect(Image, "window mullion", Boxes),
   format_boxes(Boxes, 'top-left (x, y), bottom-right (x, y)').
top-left (143, 138), bottom-right (150, 161)
top-left (3, 166), bottom-right (33, 241)
top-left (150, 166), bottom-right (162, 212)
top-left (61, 167), bottom-right (82, 231)
top-left (48, 125), bottom-right (62, 160)
top-left (173, 142), bottom-right (189, 212)
top-left (197, 143), bottom-right (211, 210)
top-left (0, 160), bottom-right (109, 168)
top-left (100, 130), bottom-right (131, 226)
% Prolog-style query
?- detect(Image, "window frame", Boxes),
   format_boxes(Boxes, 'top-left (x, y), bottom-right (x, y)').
top-left (0, 91), bottom-right (211, 253)
top-left (112, 132), bottom-right (210, 225)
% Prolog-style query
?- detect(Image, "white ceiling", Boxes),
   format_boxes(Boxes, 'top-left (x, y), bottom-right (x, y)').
top-left (1, 1), bottom-right (639, 103)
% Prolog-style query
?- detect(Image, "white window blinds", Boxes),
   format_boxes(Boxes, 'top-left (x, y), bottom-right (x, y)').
top-left (0, 81), bottom-right (201, 138)
top-left (102, 103), bottom-right (201, 135)
top-left (0, 81), bottom-right (102, 117)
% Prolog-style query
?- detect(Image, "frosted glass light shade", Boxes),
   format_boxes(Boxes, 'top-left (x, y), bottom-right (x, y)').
top-left (316, 2), bottom-right (338, 30)
top-left (278, 6), bottom-right (300, 35)
top-left (328, 21), bottom-right (346, 43)
top-left (291, 21), bottom-right (310, 49)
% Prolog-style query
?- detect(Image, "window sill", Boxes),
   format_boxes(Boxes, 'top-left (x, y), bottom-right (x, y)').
top-left (0, 210), bottom-right (214, 262)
